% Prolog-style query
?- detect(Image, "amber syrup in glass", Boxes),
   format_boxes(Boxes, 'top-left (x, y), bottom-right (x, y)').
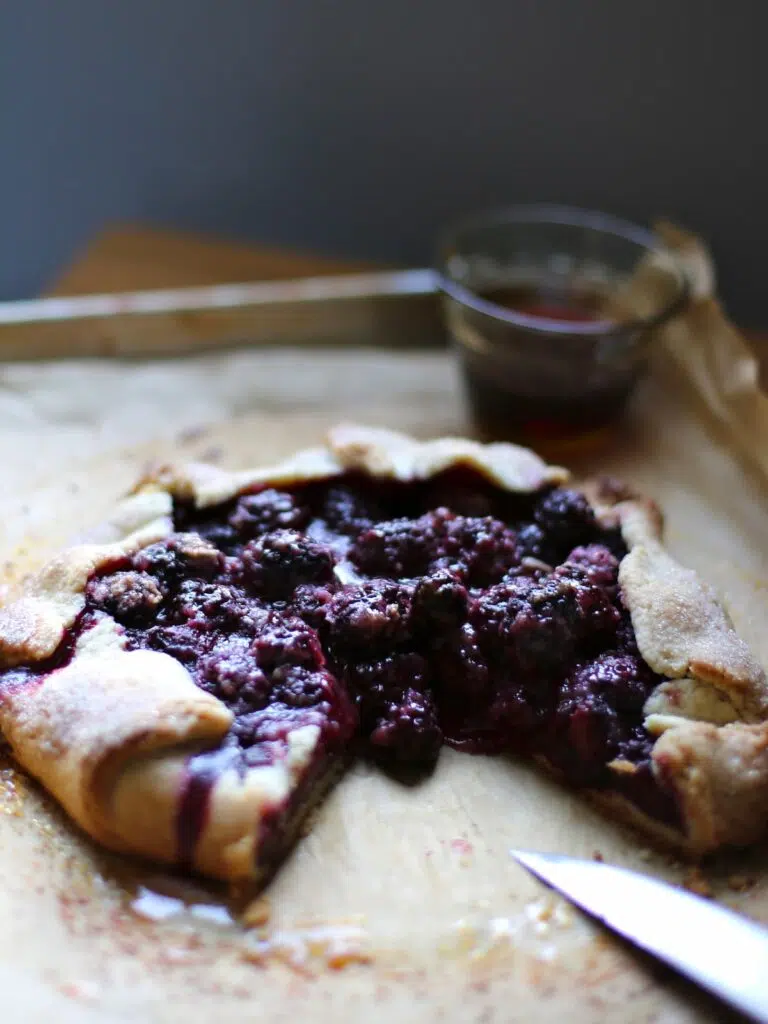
top-left (462, 284), bottom-right (630, 457)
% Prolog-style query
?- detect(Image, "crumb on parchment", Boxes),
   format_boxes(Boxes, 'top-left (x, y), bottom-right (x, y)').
top-left (241, 896), bottom-right (271, 928)
top-left (240, 923), bottom-right (372, 972)
top-left (727, 874), bottom-right (756, 892)
top-left (683, 867), bottom-right (713, 899)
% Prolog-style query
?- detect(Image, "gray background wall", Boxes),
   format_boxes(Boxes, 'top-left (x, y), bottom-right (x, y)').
top-left (2, 2), bottom-right (766, 323)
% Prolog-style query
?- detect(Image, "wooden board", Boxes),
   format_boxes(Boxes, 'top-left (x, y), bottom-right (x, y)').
top-left (46, 223), bottom-right (375, 295)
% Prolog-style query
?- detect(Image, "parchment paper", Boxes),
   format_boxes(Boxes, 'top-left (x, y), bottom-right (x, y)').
top-left (0, 229), bottom-right (767, 1024)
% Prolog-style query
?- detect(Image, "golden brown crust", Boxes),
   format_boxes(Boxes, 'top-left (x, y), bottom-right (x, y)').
top-left (325, 423), bottom-right (570, 491)
top-left (613, 500), bottom-right (767, 715)
top-left (1, 423), bottom-right (767, 874)
top-left (651, 720), bottom-right (768, 853)
top-left (1, 647), bottom-right (232, 861)
top-left (0, 492), bottom-right (172, 666)
top-left (131, 422), bottom-right (570, 511)
top-left (109, 721), bottom-right (328, 881)
top-left (589, 489), bottom-right (768, 854)
top-left (581, 481), bottom-right (767, 723)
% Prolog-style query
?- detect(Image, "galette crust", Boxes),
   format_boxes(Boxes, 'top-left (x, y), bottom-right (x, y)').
top-left (0, 423), bottom-right (766, 877)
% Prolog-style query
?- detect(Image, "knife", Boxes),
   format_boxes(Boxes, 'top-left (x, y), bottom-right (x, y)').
top-left (512, 850), bottom-right (768, 1023)
top-left (0, 268), bottom-right (444, 361)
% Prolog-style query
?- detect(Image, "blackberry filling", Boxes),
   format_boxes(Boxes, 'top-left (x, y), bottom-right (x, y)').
top-left (42, 471), bottom-right (678, 860)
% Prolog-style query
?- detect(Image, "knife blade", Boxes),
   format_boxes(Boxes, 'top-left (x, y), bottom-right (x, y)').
top-left (512, 849), bottom-right (768, 1023)
top-left (0, 268), bottom-right (444, 361)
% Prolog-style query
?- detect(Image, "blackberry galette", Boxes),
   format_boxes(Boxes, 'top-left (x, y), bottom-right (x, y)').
top-left (1, 425), bottom-right (766, 883)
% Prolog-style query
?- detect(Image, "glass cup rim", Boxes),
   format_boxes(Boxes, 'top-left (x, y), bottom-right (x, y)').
top-left (435, 202), bottom-right (689, 338)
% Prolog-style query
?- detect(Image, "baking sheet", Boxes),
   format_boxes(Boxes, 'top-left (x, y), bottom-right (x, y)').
top-left (0, 235), bottom-right (767, 1023)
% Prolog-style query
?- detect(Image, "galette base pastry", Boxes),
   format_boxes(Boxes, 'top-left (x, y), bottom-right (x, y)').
top-left (0, 425), bottom-right (766, 883)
